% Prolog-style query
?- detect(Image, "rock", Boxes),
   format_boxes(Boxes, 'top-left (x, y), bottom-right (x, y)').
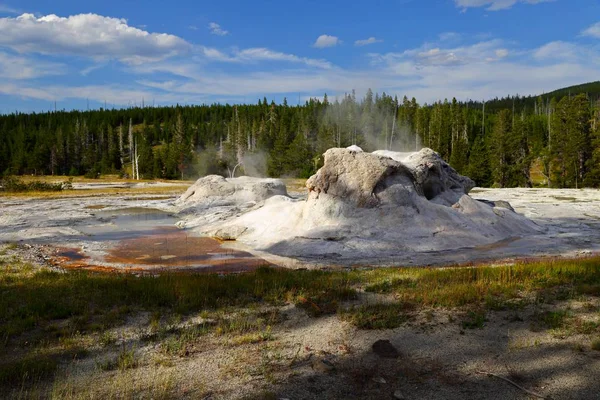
top-left (477, 199), bottom-right (515, 212)
top-left (493, 200), bottom-right (515, 212)
top-left (372, 150), bottom-right (413, 162)
top-left (393, 390), bottom-right (406, 399)
top-left (306, 148), bottom-right (474, 208)
top-left (177, 175), bottom-right (288, 207)
top-left (346, 145), bottom-right (364, 153)
top-left (306, 148), bottom-right (418, 208)
top-left (372, 340), bottom-right (400, 359)
top-left (372, 376), bottom-right (387, 384)
top-left (212, 226), bottom-right (247, 241)
top-left (402, 148), bottom-right (475, 205)
top-left (311, 357), bottom-right (335, 373)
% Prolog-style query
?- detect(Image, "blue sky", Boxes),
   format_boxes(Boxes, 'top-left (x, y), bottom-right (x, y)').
top-left (0, 0), bottom-right (599, 113)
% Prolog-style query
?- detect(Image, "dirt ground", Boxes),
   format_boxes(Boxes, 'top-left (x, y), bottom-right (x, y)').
top-left (35, 270), bottom-right (600, 400)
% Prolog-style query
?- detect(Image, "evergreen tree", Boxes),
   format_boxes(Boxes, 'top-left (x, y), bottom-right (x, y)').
top-left (467, 136), bottom-right (491, 187)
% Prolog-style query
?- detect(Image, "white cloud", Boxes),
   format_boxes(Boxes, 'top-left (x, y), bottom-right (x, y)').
top-left (0, 51), bottom-right (65, 79)
top-left (355, 37), bottom-right (383, 47)
top-left (376, 40), bottom-right (508, 67)
top-left (2, 14), bottom-right (599, 110)
top-left (313, 34), bottom-right (340, 48)
top-left (0, 13), bottom-right (190, 63)
top-left (533, 41), bottom-right (599, 64)
top-left (208, 22), bottom-right (228, 36)
top-left (439, 32), bottom-right (461, 42)
top-left (8, 44), bottom-right (600, 106)
top-left (0, 82), bottom-right (207, 105)
top-left (495, 48), bottom-right (509, 58)
top-left (200, 46), bottom-right (333, 69)
top-left (582, 22), bottom-right (600, 38)
top-left (0, 3), bottom-right (19, 14)
top-left (454, 0), bottom-right (554, 11)
top-left (132, 39), bottom-right (595, 102)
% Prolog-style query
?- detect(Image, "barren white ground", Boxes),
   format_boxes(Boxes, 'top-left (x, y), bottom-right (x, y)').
top-left (1, 185), bottom-right (600, 268)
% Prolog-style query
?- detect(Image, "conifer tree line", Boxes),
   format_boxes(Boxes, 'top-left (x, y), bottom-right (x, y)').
top-left (1, 84), bottom-right (600, 188)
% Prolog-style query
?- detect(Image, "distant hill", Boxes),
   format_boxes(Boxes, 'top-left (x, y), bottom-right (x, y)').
top-left (464, 81), bottom-right (600, 113)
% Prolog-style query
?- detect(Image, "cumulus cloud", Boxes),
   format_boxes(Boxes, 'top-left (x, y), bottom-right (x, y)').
top-left (0, 13), bottom-right (190, 63)
top-left (2, 11), bottom-right (599, 110)
top-left (354, 37), bottom-right (383, 46)
top-left (454, 0), bottom-right (554, 11)
top-left (582, 22), bottom-right (600, 38)
top-left (208, 22), bottom-right (229, 36)
top-left (313, 34), bottom-right (340, 48)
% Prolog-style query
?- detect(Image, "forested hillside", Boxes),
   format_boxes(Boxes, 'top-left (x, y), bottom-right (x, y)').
top-left (1, 82), bottom-right (600, 188)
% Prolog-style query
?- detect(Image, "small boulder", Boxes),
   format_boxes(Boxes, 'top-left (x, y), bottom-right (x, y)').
top-left (372, 339), bottom-right (400, 359)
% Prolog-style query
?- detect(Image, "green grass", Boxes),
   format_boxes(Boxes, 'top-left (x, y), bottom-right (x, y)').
top-left (0, 263), bottom-right (356, 344)
top-left (461, 310), bottom-right (487, 329)
top-left (539, 310), bottom-right (570, 329)
top-left (361, 259), bottom-right (600, 309)
top-left (0, 176), bottom-right (70, 193)
top-left (339, 303), bottom-right (413, 329)
top-left (97, 346), bottom-right (139, 371)
top-left (592, 337), bottom-right (600, 351)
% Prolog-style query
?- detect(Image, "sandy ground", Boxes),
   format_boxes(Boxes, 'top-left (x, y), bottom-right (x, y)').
top-left (44, 287), bottom-right (600, 400)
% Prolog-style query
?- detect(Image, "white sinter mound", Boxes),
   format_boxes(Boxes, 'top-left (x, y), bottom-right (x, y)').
top-left (176, 147), bottom-right (543, 265)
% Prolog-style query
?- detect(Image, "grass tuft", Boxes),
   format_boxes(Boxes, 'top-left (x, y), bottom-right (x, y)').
top-left (461, 310), bottom-right (487, 329)
top-left (339, 303), bottom-right (413, 329)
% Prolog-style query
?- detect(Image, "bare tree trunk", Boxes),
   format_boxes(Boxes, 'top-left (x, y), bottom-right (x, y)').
top-left (134, 140), bottom-right (140, 180)
top-left (389, 109), bottom-right (396, 150)
top-left (547, 99), bottom-right (552, 188)
top-left (118, 124), bottom-right (124, 169)
top-left (128, 119), bottom-right (134, 167)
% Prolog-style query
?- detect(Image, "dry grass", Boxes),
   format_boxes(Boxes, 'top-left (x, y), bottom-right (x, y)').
top-left (281, 178), bottom-right (307, 193)
top-left (16, 174), bottom-right (194, 185)
top-left (0, 184), bottom-right (190, 199)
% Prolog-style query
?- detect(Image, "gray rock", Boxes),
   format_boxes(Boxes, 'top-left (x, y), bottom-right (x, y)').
top-left (306, 148), bottom-right (474, 209)
top-left (177, 175), bottom-right (288, 207)
top-left (477, 199), bottom-right (515, 212)
top-left (402, 148), bottom-right (475, 205)
top-left (306, 148), bottom-right (417, 208)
